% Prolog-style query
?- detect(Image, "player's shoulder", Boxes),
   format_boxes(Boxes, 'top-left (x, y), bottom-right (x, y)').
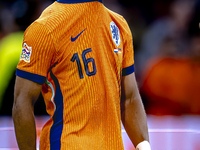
top-left (25, 2), bottom-right (64, 36)
top-left (35, 2), bottom-right (57, 26)
top-left (105, 7), bottom-right (132, 36)
top-left (105, 8), bottom-right (125, 23)
top-left (32, 2), bottom-right (66, 31)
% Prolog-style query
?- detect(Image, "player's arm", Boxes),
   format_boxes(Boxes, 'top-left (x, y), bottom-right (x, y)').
top-left (12, 76), bottom-right (42, 150)
top-left (121, 72), bottom-right (150, 149)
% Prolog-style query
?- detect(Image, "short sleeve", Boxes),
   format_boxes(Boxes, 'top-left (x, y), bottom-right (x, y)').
top-left (122, 27), bottom-right (135, 76)
top-left (16, 22), bottom-right (55, 84)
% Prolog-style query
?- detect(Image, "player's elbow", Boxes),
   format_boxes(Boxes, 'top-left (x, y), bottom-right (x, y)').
top-left (12, 98), bottom-right (22, 120)
top-left (12, 93), bottom-right (34, 120)
top-left (122, 94), bottom-right (143, 115)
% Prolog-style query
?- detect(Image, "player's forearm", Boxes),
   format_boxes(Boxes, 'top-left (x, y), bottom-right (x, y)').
top-left (121, 95), bottom-right (149, 147)
top-left (12, 98), bottom-right (36, 150)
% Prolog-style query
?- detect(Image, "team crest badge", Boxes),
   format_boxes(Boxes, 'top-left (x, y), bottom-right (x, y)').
top-left (20, 43), bottom-right (32, 63)
top-left (110, 21), bottom-right (121, 47)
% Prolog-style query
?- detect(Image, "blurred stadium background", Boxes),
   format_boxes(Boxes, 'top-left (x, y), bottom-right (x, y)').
top-left (0, 0), bottom-right (200, 149)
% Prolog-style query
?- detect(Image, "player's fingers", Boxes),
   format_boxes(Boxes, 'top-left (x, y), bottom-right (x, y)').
top-left (199, 23), bottom-right (200, 29)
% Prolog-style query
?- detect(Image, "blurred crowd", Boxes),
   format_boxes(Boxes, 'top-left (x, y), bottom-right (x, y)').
top-left (0, 0), bottom-right (200, 115)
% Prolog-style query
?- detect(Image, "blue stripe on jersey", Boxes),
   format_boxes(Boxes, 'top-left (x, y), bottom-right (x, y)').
top-left (57, 0), bottom-right (103, 4)
top-left (49, 71), bottom-right (63, 150)
top-left (122, 64), bottom-right (135, 76)
top-left (16, 69), bottom-right (46, 84)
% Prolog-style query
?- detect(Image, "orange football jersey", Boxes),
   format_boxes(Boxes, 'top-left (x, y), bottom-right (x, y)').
top-left (16, 0), bottom-right (134, 149)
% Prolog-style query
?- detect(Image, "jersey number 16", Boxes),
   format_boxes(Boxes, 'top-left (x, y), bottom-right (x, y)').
top-left (71, 48), bottom-right (97, 79)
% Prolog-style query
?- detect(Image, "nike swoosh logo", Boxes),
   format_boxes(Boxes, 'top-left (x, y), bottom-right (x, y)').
top-left (71, 28), bottom-right (86, 42)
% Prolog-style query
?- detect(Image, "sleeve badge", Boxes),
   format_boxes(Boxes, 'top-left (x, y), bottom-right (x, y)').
top-left (20, 43), bottom-right (32, 63)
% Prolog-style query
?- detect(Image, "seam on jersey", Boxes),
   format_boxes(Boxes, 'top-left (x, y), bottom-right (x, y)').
top-left (47, 61), bottom-right (59, 74)
top-left (49, 71), bottom-right (64, 150)
top-left (16, 68), bottom-right (46, 84)
top-left (34, 3), bottom-right (58, 64)
top-left (46, 80), bottom-right (56, 110)
top-left (92, 1), bottom-right (103, 49)
top-left (35, 21), bottom-right (58, 65)
top-left (43, 4), bottom-right (60, 61)
top-left (106, 8), bottom-right (133, 55)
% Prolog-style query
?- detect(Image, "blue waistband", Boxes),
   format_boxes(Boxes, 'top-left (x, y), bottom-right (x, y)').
top-left (57, 0), bottom-right (103, 4)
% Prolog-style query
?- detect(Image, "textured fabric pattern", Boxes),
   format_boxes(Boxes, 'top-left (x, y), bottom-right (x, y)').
top-left (17, 1), bottom-right (134, 150)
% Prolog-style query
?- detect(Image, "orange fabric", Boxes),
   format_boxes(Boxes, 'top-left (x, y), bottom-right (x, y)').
top-left (142, 57), bottom-right (200, 115)
top-left (17, 1), bottom-right (134, 150)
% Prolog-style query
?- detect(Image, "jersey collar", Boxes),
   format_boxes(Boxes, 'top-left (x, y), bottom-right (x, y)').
top-left (57, 0), bottom-right (103, 4)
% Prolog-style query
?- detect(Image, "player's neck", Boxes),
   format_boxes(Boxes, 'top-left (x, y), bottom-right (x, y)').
top-left (57, 0), bottom-right (103, 4)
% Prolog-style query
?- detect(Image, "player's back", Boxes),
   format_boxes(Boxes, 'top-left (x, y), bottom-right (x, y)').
top-left (18, 0), bottom-right (134, 149)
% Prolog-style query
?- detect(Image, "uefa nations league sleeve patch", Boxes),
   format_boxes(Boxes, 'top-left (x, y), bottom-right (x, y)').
top-left (110, 21), bottom-right (121, 47)
top-left (20, 43), bottom-right (32, 63)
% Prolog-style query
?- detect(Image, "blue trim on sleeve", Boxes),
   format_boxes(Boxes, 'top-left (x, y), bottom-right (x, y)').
top-left (16, 69), bottom-right (46, 85)
top-left (57, 0), bottom-right (102, 4)
top-left (122, 65), bottom-right (135, 76)
top-left (50, 71), bottom-right (63, 150)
